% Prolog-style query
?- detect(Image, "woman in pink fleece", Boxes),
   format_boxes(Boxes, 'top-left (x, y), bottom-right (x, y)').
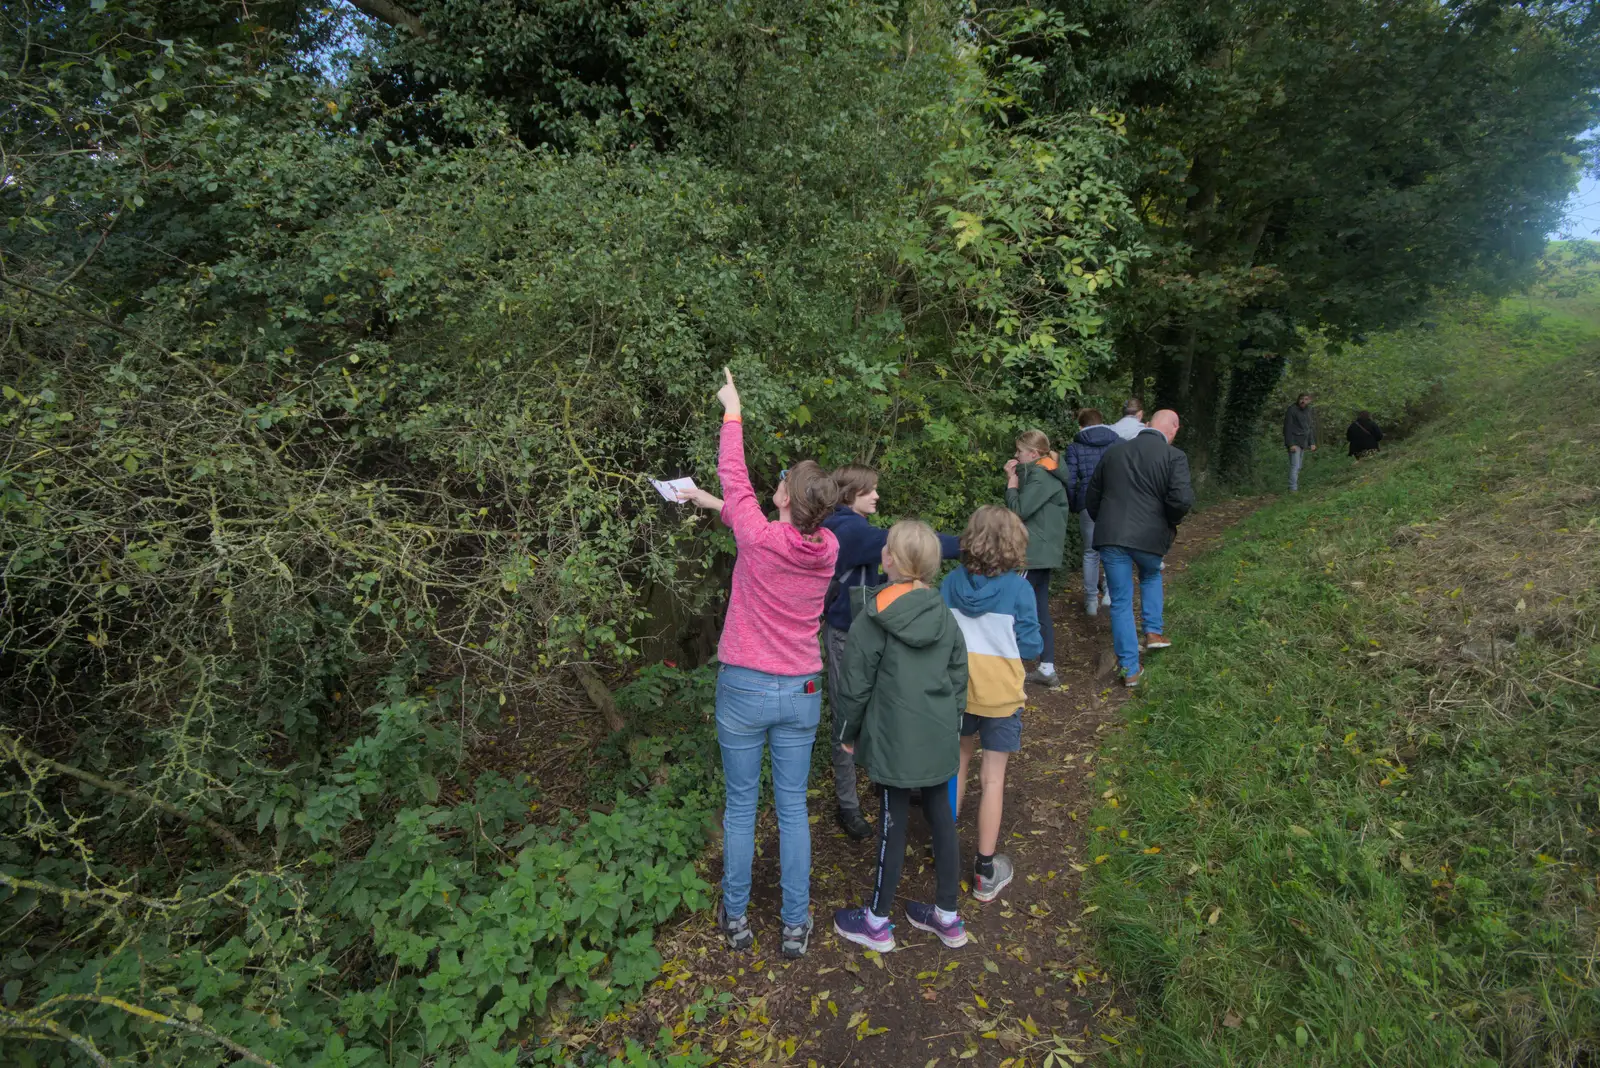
top-left (679, 369), bottom-right (840, 958)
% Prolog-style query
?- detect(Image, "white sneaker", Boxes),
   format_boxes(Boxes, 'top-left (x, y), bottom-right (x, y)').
top-left (1100, 590), bottom-right (1112, 607)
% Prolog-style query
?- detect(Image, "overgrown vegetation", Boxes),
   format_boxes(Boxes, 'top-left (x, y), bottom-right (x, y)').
top-left (3, 1), bottom-right (1597, 1064)
top-left (1084, 291), bottom-right (1600, 1063)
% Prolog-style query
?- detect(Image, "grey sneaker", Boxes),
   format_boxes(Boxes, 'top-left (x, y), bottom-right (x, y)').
top-left (716, 900), bottom-right (753, 951)
top-left (1025, 667), bottom-right (1060, 688)
top-left (781, 915), bottom-right (813, 959)
top-left (972, 854), bottom-right (1015, 903)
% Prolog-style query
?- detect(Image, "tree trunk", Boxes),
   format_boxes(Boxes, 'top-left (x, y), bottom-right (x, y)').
top-left (1185, 343), bottom-right (1224, 470)
top-left (1217, 353), bottom-right (1287, 480)
top-left (572, 664), bottom-right (625, 733)
top-left (347, 0), bottom-right (424, 34)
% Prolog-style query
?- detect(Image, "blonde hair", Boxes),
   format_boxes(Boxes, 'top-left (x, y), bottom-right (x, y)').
top-left (833, 463), bottom-right (879, 505)
top-left (960, 505), bottom-right (1028, 577)
top-left (1016, 430), bottom-right (1051, 456)
top-left (884, 520), bottom-right (941, 584)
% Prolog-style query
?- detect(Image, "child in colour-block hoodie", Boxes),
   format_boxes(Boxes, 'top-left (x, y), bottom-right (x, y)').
top-left (939, 505), bottom-right (1041, 904)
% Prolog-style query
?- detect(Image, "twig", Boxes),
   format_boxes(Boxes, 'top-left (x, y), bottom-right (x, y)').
top-left (1548, 671), bottom-right (1600, 693)
top-left (2, 732), bottom-right (257, 861)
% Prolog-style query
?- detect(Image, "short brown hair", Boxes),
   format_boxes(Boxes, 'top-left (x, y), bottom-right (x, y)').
top-left (833, 463), bottom-right (879, 505)
top-left (885, 520), bottom-right (941, 583)
top-left (960, 505), bottom-right (1028, 577)
top-left (1015, 429), bottom-right (1051, 455)
top-left (1123, 397), bottom-right (1144, 417)
top-left (1077, 407), bottom-right (1104, 427)
top-left (785, 460), bottom-right (840, 535)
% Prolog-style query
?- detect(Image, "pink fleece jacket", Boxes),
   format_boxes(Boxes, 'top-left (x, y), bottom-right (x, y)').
top-left (715, 419), bottom-right (838, 676)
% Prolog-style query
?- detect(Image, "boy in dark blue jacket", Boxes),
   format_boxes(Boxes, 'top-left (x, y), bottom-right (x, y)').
top-left (1064, 408), bottom-right (1120, 616)
top-left (821, 465), bottom-right (960, 839)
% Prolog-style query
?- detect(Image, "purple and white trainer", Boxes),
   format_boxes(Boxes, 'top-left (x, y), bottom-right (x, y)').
top-left (832, 907), bottom-right (895, 953)
top-left (905, 901), bottom-right (968, 948)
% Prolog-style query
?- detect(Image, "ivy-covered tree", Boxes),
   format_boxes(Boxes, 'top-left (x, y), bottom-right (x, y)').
top-left (1034, 0), bottom-right (1600, 472)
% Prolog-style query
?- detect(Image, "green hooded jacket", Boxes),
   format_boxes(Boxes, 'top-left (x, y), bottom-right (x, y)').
top-left (834, 583), bottom-right (969, 788)
top-left (1006, 457), bottom-right (1070, 569)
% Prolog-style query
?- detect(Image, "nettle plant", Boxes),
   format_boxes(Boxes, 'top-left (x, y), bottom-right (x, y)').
top-left (1, 671), bottom-right (715, 1068)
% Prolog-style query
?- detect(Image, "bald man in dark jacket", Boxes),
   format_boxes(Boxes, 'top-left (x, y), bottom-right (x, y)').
top-left (1085, 410), bottom-right (1194, 686)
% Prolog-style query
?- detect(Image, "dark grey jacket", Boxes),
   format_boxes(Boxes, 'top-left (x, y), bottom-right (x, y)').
top-left (1085, 428), bottom-right (1194, 556)
top-left (1283, 403), bottom-right (1317, 449)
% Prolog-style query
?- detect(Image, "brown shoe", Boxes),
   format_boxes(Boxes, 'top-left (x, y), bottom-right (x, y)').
top-left (1145, 633), bottom-right (1171, 650)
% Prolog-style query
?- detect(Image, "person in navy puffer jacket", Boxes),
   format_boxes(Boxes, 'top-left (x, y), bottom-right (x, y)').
top-left (1064, 409), bottom-right (1121, 616)
top-left (821, 465), bottom-right (960, 840)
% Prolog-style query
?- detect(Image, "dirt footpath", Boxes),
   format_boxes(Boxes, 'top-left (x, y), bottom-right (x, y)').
top-left (627, 498), bottom-right (1264, 1067)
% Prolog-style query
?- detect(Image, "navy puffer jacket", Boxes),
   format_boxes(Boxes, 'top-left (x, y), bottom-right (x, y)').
top-left (1064, 425), bottom-right (1121, 512)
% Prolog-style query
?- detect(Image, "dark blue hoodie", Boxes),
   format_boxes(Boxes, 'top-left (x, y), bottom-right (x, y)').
top-left (1065, 425), bottom-right (1121, 512)
top-left (821, 506), bottom-right (961, 631)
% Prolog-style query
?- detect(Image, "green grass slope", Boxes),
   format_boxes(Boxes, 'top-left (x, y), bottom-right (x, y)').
top-left (1085, 302), bottom-right (1600, 1066)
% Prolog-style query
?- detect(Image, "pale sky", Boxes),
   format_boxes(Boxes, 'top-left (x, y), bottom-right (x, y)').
top-left (1557, 171), bottom-right (1600, 240)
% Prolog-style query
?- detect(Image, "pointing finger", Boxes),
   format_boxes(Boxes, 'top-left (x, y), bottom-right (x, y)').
top-left (723, 366), bottom-right (734, 387)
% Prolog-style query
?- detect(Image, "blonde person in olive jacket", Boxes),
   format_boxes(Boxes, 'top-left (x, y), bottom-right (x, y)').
top-left (1004, 430), bottom-right (1070, 688)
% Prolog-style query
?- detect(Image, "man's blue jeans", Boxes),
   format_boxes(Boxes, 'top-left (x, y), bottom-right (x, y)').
top-left (1288, 446), bottom-right (1304, 492)
top-left (1100, 545), bottom-right (1164, 677)
top-left (716, 663), bottom-right (821, 927)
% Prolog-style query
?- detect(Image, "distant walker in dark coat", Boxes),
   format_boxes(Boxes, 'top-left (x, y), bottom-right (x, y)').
top-left (1283, 392), bottom-right (1317, 492)
top-left (1085, 410), bottom-right (1195, 686)
top-left (1346, 411), bottom-right (1383, 460)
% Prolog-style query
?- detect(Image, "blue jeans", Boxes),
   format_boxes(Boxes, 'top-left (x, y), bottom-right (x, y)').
top-left (1100, 546), bottom-right (1164, 677)
top-left (716, 663), bottom-right (821, 926)
top-left (1078, 511), bottom-right (1103, 609)
top-left (1288, 447), bottom-right (1304, 492)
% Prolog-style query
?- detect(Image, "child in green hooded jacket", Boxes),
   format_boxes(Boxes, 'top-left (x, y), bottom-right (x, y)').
top-left (1005, 429), bottom-right (1070, 688)
top-left (831, 521), bottom-right (970, 952)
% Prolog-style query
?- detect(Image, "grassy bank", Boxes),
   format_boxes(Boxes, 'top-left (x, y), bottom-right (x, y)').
top-left (1084, 299), bottom-right (1600, 1065)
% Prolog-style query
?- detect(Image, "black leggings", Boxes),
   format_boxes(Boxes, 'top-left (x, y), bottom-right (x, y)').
top-left (1025, 568), bottom-right (1055, 663)
top-left (870, 780), bottom-right (960, 914)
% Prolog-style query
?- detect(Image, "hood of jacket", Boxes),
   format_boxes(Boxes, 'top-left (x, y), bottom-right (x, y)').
top-left (862, 585), bottom-right (951, 649)
top-left (940, 568), bottom-right (1019, 618)
top-left (1073, 425), bottom-right (1120, 447)
top-left (776, 522), bottom-right (839, 571)
top-left (821, 505), bottom-right (865, 538)
top-left (1036, 454), bottom-right (1059, 472)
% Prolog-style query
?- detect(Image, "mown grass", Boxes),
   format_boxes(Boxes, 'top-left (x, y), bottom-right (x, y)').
top-left (1084, 298), bottom-right (1600, 1066)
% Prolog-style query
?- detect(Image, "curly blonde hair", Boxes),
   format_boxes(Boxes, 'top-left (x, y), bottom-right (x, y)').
top-left (960, 505), bottom-right (1028, 576)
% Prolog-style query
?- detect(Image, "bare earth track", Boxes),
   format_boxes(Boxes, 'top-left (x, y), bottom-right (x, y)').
top-left (617, 497), bottom-right (1264, 1068)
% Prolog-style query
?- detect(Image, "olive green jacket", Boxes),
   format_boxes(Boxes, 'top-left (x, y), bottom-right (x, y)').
top-left (834, 584), bottom-right (968, 788)
top-left (1006, 457), bottom-right (1070, 570)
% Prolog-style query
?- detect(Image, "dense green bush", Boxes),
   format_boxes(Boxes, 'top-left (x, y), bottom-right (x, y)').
top-left (2, 1), bottom-right (1595, 1063)
top-left (1, 658), bottom-right (719, 1067)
